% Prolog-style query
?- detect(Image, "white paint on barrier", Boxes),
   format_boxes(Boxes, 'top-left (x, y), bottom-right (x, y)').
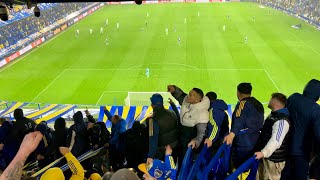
top-left (0, 60), bottom-right (7, 68)
top-left (145, 1), bottom-right (158, 3)
top-left (121, 1), bottom-right (135, 4)
top-left (19, 45), bottom-right (32, 55)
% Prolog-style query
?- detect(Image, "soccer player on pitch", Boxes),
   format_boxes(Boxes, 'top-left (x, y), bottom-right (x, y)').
top-left (223, 25), bottom-right (226, 31)
top-left (244, 36), bottom-right (248, 43)
top-left (76, 30), bottom-right (80, 38)
top-left (89, 29), bottom-right (93, 34)
top-left (146, 68), bottom-right (150, 78)
top-left (100, 27), bottom-right (104, 34)
top-left (178, 36), bottom-right (181, 45)
top-left (166, 27), bottom-right (168, 35)
top-left (105, 37), bottom-right (109, 46)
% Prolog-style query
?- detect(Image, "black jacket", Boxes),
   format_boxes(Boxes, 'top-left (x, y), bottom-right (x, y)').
top-left (147, 105), bottom-right (179, 158)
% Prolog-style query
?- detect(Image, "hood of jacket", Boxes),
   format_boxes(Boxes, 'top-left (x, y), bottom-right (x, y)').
top-left (274, 107), bottom-right (290, 116)
top-left (211, 99), bottom-right (228, 111)
top-left (73, 111), bottom-right (84, 124)
top-left (303, 79), bottom-right (320, 102)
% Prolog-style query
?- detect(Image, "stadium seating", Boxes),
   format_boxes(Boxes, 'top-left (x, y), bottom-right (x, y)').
top-left (0, 3), bottom-right (94, 58)
top-left (258, 0), bottom-right (320, 26)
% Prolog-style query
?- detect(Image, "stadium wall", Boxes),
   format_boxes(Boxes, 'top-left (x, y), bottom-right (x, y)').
top-left (106, 0), bottom-right (225, 4)
top-left (0, 3), bottom-right (105, 69)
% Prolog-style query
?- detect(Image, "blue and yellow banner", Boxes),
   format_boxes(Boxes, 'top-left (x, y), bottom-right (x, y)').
top-left (98, 105), bottom-right (232, 129)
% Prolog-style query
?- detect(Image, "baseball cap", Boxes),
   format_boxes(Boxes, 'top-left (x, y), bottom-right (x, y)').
top-left (150, 94), bottom-right (163, 106)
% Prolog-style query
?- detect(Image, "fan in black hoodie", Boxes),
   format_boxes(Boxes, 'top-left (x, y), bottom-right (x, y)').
top-left (8, 109), bottom-right (37, 164)
top-left (281, 79), bottom-right (320, 180)
top-left (53, 117), bottom-right (69, 159)
top-left (66, 111), bottom-right (89, 157)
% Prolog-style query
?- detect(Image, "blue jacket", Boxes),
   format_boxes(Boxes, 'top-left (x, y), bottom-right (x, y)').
top-left (207, 99), bottom-right (229, 142)
top-left (231, 97), bottom-right (264, 167)
top-left (0, 121), bottom-right (12, 144)
top-left (287, 79), bottom-right (320, 157)
top-left (0, 121), bottom-right (20, 165)
top-left (104, 109), bottom-right (126, 150)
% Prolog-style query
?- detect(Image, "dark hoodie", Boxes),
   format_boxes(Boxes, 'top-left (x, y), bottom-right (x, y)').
top-left (35, 122), bottom-right (54, 168)
top-left (67, 111), bottom-right (89, 156)
top-left (53, 117), bottom-right (68, 148)
top-left (12, 108), bottom-right (36, 142)
top-left (5, 109), bottom-right (36, 162)
top-left (287, 79), bottom-right (320, 157)
top-left (207, 99), bottom-right (229, 143)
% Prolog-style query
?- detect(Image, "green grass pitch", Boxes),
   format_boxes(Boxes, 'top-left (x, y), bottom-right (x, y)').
top-left (0, 2), bottom-right (319, 106)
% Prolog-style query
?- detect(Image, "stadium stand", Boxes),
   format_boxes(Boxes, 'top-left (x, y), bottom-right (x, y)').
top-left (257, 0), bottom-right (320, 27)
top-left (0, 3), bottom-right (94, 59)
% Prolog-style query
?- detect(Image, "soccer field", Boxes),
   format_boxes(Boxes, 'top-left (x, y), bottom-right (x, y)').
top-left (0, 2), bottom-right (319, 106)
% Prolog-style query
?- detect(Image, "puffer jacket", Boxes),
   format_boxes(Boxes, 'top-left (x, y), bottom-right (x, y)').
top-left (180, 95), bottom-right (210, 127)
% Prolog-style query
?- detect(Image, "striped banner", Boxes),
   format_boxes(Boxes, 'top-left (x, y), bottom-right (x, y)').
top-left (0, 101), bottom-right (6, 106)
top-left (35, 105), bottom-right (77, 123)
top-left (98, 105), bottom-right (232, 129)
top-left (0, 102), bottom-right (28, 117)
top-left (26, 104), bottom-right (60, 119)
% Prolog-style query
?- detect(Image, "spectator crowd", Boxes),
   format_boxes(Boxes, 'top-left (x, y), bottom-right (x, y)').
top-left (0, 79), bottom-right (318, 180)
top-left (258, 0), bottom-right (320, 26)
top-left (0, 3), bottom-right (94, 58)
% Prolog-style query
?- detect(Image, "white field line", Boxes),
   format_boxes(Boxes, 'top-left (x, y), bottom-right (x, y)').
top-left (96, 91), bottom-right (106, 105)
top-left (288, 31), bottom-right (320, 56)
top-left (0, 29), bottom-right (69, 73)
top-left (96, 91), bottom-right (128, 105)
top-left (65, 68), bottom-right (265, 71)
top-left (127, 63), bottom-right (200, 69)
top-left (33, 68), bottom-right (272, 104)
top-left (264, 69), bottom-right (280, 92)
top-left (31, 69), bottom-right (67, 103)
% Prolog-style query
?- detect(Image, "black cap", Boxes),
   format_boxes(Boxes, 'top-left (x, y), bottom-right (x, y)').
top-left (237, 83), bottom-right (252, 94)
